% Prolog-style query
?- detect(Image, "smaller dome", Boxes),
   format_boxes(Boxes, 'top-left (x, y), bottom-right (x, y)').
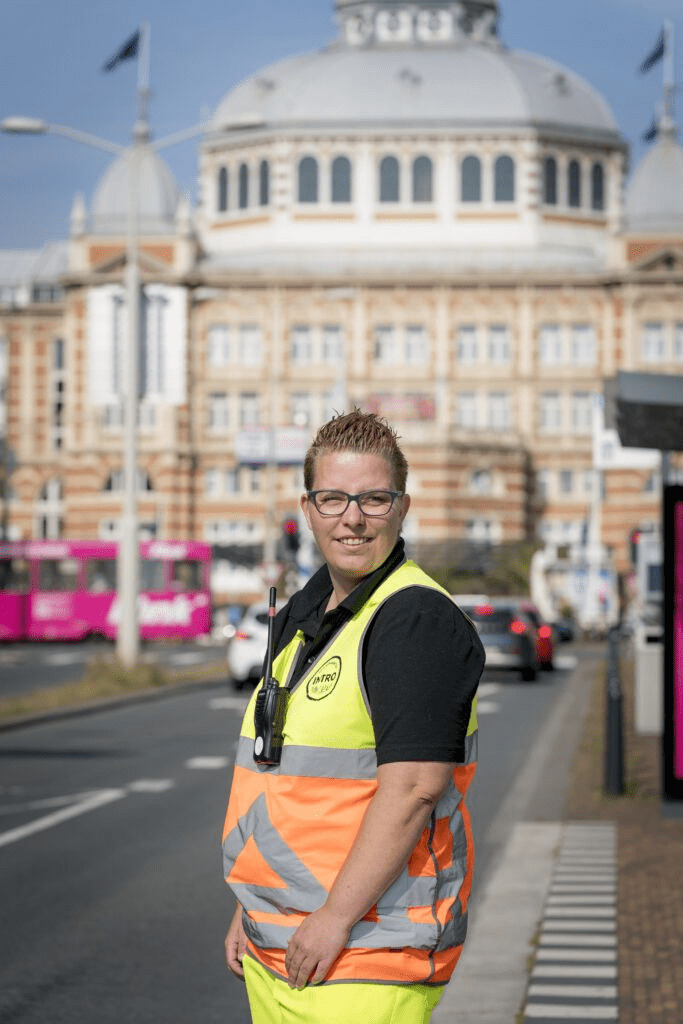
top-left (625, 128), bottom-right (683, 233)
top-left (91, 145), bottom-right (181, 235)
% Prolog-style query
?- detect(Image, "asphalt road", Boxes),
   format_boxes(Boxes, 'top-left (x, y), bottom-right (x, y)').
top-left (0, 646), bottom-right (585, 1024)
top-left (0, 638), bottom-right (229, 699)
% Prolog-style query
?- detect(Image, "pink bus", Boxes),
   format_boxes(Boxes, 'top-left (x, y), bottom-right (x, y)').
top-left (0, 540), bottom-right (212, 642)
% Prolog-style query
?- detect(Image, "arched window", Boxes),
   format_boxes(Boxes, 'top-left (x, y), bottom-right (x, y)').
top-left (217, 166), bottom-right (228, 213)
top-left (103, 469), bottom-right (153, 492)
top-left (331, 156), bottom-right (352, 203)
top-left (461, 155), bottom-right (481, 202)
top-left (298, 156), bottom-right (318, 203)
top-left (591, 162), bottom-right (604, 211)
top-left (412, 155), bottom-right (433, 202)
top-left (259, 160), bottom-right (270, 206)
top-left (543, 157), bottom-right (557, 205)
top-left (379, 156), bottom-right (400, 202)
top-left (238, 163), bottom-right (249, 209)
top-left (494, 155), bottom-right (515, 202)
top-left (568, 160), bottom-right (581, 208)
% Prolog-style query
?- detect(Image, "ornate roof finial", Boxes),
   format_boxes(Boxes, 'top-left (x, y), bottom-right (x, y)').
top-left (335, 0), bottom-right (499, 48)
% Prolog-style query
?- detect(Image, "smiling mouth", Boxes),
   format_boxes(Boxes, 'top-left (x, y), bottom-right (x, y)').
top-left (337, 537), bottom-right (370, 547)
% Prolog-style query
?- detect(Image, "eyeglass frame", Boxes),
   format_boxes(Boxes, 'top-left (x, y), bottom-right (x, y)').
top-left (305, 489), bottom-right (404, 517)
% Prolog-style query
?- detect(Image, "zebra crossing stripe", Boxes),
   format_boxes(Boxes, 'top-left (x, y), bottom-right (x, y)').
top-left (523, 822), bottom-right (618, 1024)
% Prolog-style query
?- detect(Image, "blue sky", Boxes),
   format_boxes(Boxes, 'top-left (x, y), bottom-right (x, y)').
top-left (0, 0), bottom-right (680, 249)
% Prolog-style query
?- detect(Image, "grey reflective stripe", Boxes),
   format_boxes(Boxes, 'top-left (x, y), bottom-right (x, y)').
top-left (223, 792), bottom-right (327, 913)
top-left (235, 735), bottom-right (378, 780)
top-left (244, 912), bottom-right (454, 953)
top-left (463, 729), bottom-right (477, 765)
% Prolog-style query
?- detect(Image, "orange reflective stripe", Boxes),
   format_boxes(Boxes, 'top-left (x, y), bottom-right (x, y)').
top-left (406, 899), bottom-right (454, 927)
top-left (408, 816), bottom-right (454, 877)
top-left (222, 763), bottom-right (268, 841)
top-left (247, 942), bottom-right (463, 986)
top-left (229, 834), bottom-right (289, 890)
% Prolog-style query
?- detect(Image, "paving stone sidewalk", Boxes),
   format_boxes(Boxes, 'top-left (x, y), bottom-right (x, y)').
top-left (562, 648), bottom-right (683, 1024)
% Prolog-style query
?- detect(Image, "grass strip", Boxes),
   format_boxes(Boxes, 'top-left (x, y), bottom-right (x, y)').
top-left (0, 653), bottom-right (228, 723)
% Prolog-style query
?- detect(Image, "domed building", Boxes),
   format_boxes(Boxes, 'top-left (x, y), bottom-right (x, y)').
top-left (1, 0), bottom-right (682, 619)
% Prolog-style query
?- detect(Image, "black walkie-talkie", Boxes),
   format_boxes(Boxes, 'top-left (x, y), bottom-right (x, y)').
top-left (253, 587), bottom-right (289, 765)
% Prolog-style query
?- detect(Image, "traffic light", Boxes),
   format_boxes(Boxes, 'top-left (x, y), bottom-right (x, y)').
top-left (629, 527), bottom-right (642, 565)
top-left (282, 516), bottom-right (300, 555)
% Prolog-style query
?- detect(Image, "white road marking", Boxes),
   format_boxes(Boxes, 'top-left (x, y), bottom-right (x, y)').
top-left (127, 779), bottom-right (175, 793)
top-left (554, 654), bottom-right (578, 670)
top-left (476, 700), bottom-right (500, 714)
top-left (209, 696), bottom-right (250, 711)
top-left (539, 933), bottom-right (616, 946)
top-left (477, 682), bottom-right (501, 697)
top-left (0, 793), bottom-right (83, 815)
top-left (43, 652), bottom-right (84, 666)
top-left (528, 983), bottom-right (618, 999)
top-left (536, 949), bottom-right (617, 962)
top-left (547, 895), bottom-right (615, 905)
top-left (532, 965), bottom-right (617, 979)
top-left (525, 1006), bottom-right (617, 1019)
top-left (0, 788), bottom-right (126, 849)
top-left (167, 652), bottom-right (207, 666)
top-left (185, 756), bottom-right (230, 770)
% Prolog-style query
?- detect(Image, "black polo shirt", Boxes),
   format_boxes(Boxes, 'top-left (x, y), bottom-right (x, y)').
top-left (268, 540), bottom-right (484, 765)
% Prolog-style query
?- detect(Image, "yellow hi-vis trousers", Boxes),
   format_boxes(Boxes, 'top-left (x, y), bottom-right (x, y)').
top-left (243, 955), bottom-right (445, 1024)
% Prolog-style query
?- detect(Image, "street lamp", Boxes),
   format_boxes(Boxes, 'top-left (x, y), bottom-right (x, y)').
top-left (1, 107), bottom-right (205, 666)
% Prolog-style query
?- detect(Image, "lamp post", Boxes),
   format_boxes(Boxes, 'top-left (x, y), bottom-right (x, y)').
top-left (2, 108), bottom-right (205, 666)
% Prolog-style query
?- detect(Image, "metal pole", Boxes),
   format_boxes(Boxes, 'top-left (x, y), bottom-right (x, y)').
top-left (604, 625), bottom-right (625, 795)
top-left (117, 140), bottom-right (141, 667)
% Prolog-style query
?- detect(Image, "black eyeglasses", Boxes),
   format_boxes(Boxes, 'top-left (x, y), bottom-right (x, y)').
top-left (306, 489), bottom-right (403, 517)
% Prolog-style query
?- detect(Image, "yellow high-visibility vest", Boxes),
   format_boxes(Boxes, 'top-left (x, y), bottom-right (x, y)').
top-left (223, 560), bottom-right (478, 985)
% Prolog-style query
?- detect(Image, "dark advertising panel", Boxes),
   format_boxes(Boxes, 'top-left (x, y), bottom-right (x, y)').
top-left (663, 485), bottom-right (683, 801)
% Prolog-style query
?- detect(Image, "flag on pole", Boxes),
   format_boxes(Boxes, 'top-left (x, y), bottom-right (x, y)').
top-left (102, 29), bottom-right (141, 73)
top-left (642, 119), bottom-right (658, 144)
top-left (638, 29), bottom-right (665, 75)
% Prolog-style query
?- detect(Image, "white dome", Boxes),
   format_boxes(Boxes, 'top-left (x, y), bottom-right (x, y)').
top-left (91, 145), bottom-right (181, 235)
top-left (212, 42), bottom-right (620, 142)
top-left (625, 129), bottom-right (683, 233)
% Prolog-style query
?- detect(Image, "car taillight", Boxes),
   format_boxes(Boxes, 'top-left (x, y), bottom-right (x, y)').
top-left (233, 630), bottom-right (251, 640)
top-left (475, 604), bottom-right (494, 615)
top-left (538, 625), bottom-right (552, 639)
top-left (509, 619), bottom-right (527, 635)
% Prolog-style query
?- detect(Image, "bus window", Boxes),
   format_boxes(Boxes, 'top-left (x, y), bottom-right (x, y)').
top-left (140, 559), bottom-right (165, 592)
top-left (39, 558), bottom-right (79, 592)
top-left (0, 558), bottom-right (30, 592)
top-left (172, 559), bottom-right (202, 591)
top-left (87, 558), bottom-right (117, 593)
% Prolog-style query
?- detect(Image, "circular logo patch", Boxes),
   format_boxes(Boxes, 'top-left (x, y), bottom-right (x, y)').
top-left (306, 656), bottom-right (342, 700)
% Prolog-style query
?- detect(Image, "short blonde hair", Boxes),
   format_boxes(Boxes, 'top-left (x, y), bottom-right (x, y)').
top-left (303, 409), bottom-right (408, 491)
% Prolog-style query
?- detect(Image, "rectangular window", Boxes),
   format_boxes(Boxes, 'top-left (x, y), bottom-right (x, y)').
top-left (488, 325), bottom-right (511, 365)
top-left (38, 558), bottom-right (79, 592)
top-left (239, 325), bottom-right (263, 366)
top-left (225, 469), bottom-right (239, 494)
top-left (457, 325), bottom-right (479, 364)
top-left (140, 559), bottom-right (165, 592)
top-left (208, 325), bottom-right (231, 367)
top-left (642, 322), bottom-right (665, 362)
top-left (539, 391), bottom-right (562, 433)
top-left (205, 468), bottom-right (221, 496)
top-left (208, 392), bottom-right (229, 431)
top-left (674, 323), bottom-right (683, 362)
top-left (374, 325), bottom-right (399, 364)
top-left (536, 469), bottom-right (550, 498)
top-left (539, 324), bottom-right (562, 366)
top-left (457, 391), bottom-right (478, 429)
top-left (291, 392), bottom-right (313, 427)
top-left (322, 325), bottom-right (344, 365)
top-left (239, 392), bottom-right (260, 427)
top-left (291, 325), bottom-right (313, 365)
top-left (487, 391), bottom-right (510, 431)
top-left (172, 560), bottom-right (202, 591)
top-left (559, 469), bottom-right (574, 494)
top-left (571, 324), bottom-right (596, 366)
top-left (86, 559), bottom-right (117, 592)
top-left (571, 391), bottom-right (593, 433)
top-left (405, 325), bottom-right (429, 366)
top-left (583, 469), bottom-right (594, 495)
